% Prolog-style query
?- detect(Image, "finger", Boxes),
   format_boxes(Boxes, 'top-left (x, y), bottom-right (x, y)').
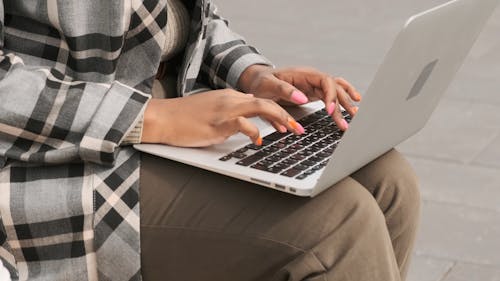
top-left (221, 116), bottom-right (262, 145)
top-left (235, 98), bottom-right (305, 135)
top-left (314, 87), bottom-right (336, 116)
top-left (336, 85), bottom-right (358, 116)
top-left (315, 75), bottom-right (338, 114)
top-left (271, 121), bottom-right (288, 133)
top-left (289, 70), bottom-right (337, 110)
top-left (332, 101), bottom-right (349, 131)
top-left (272, 77), bottom-right (309, 105)
top-left (335, 77), bottom-right (362, 102)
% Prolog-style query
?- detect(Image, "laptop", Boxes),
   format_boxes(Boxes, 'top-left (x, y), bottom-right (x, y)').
top-left (134, 0), bottom-right (499, 197)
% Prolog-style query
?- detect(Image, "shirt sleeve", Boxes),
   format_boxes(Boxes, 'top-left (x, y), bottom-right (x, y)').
top-left (121, 115), bottom-right (144, 145)
top-left (200, 3), bottom-right (274, 91)
top-left (0, 3), bottom-right (150, 167)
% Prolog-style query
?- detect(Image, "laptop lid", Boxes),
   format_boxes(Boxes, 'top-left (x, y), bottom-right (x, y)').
top-left (313, 0), bottom-right (499, 196)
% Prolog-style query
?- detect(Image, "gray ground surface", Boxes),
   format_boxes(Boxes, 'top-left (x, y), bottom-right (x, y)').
top-left (216, 0), bottom-right (500, 280)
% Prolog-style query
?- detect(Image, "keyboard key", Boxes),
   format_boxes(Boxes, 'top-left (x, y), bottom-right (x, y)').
top-left (309, 156), bottom-right (323, 163)
top-left (282, 158), bottom-right (299, 166)
top-left (268, 166), bottom-right (286, 173)
top-left (273, 142), bottom-right (287, 149)
top-left (282, 148), bottom-right (298, 155)
top-left (219, 155), bottom-right (232, 161)
top-left (274, 161), bottom-right (291, 167)
top-left (256, 159), bottom-right (274, 167)
top-left (263, 146), bottom-right (279, 153)
top-left (246, 144), bottom-right (262, 150)
top-left (304, 169), bottom-right (317, 175)
top-left (281, 168), bottom-right (302, 177)
top-left (319, 150), bottom-right (333, 157)
top-left (279, 138), bottom-right (295, 145)
top-left (293, 164), bottom-right (309, 171)
top-left (267, 155), bottom-right (282, 162)
top-left (251, 163), bottom-right (269, 171)
top-left (300, 149), bottom-right (315, 157)
top-left (230, 152), bottom-right (248, 159)
top-left (290, 154), bottom-right (306, 161)
top-left (290, 144), bottom-right (304, 150)
top-left (323, 148), bottom-right (335, 154)
top-left (273, 151), bottom-right (287, 158)
top-left (236, 151), bottom-right (269, 166)
top-left (296, 139), bottom-right (310, 146)
top-left (311, 165), bottom-right (323, 171)
top-left (262, 139), bottom-right (273, 146)
top-left (264, 131), bottom-right (289, 142)
top-left (296, 174), bottom-right (309, 180)
top-left (301, 160), bottom-right (317, 167)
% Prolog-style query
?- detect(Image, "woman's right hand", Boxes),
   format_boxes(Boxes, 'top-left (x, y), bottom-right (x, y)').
top-left (141, 89), bottom-right (305, 147)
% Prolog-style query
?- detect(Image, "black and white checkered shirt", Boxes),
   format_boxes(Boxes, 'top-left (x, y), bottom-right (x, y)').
top-left (0, 0), bottom-right (271, 280)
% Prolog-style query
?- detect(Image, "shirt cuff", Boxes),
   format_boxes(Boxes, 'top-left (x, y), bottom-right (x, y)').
top-left (121, 115), bottom-right (144, 145)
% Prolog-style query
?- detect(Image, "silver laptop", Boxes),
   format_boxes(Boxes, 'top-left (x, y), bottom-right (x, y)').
top-left (135, 0), bottom-right (499, 197)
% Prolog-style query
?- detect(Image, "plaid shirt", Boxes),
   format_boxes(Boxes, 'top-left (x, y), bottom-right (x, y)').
top-left (0, 0), bottom-right (271, 280)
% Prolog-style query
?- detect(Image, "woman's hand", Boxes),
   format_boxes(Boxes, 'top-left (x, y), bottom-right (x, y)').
top-left (238, 65), bottom-right (362, 130)
top-left (141, 89), bottom-right (305, 147)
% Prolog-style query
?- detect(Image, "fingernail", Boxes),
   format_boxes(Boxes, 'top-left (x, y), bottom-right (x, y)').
top-left (296, 123), bottom-right (305, 134)
top-left (279, 125), bottom-right (287, 133)
top-left (352, 106), bottom-right (359, 114)
top-left (289, 120), bottom-right (305, 134)
top-left (256, 137), bottom-right (263, 146)
top-left (327, 102), bottom-right (336, 115)
top-left (290, 90), bottom-right (308, 104)
top-left (341, 119), bottom-right (349, 130)
top-left (356, 93), bottom-right (362, 101)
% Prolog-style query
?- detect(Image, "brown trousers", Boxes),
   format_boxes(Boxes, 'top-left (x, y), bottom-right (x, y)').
top-left (139, 149), bottom-right (420, 281)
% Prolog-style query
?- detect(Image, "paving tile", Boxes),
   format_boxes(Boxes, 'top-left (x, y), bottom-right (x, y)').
top-left (472, 134), bottom-right (500, 168)
top-left (446, 74), bottom-right (500, 106)
top-left (397, 99), bottom-right (500, 163)
top-left (406, 157), bottom-right (500, 212)
top-left (443, 263), bottom-right (500, 281)
top-left (446, 6), bottom-right (500, 106)
top-left (407, 255), bottom-right (454, 281)
top-left (415, 201), bottom-right (500, 266)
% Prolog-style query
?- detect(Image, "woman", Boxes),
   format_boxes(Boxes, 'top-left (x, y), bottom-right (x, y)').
top-left (0, 0), bottom-right (420, 280)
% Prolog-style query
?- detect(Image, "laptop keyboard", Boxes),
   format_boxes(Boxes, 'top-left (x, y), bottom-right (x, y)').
top-left (218, 109), bottom-right (352, 180)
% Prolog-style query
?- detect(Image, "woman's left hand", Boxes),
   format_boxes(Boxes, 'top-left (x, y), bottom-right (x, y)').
top-left (238, 65), bottom-right (362, 130)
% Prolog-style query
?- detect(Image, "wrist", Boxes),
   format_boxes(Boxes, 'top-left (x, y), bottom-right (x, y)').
top-left (238, 64), bottom-right (273, 93)
top-left (141, 99), bottom-right (163, 143)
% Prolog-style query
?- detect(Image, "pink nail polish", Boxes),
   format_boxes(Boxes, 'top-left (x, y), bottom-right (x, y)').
top-left (341, 119), bottom-right (349, 130)
top-left (290, 91), bottom-right (308, 104)
top-left (296, 122), bottom-right (306, 134)
top-left (279, 125), bottom-right (287, 133)
top-left (327, 102), bottom-right (336, 115)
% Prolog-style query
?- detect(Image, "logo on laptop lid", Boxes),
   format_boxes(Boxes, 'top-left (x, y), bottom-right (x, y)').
top-left (407, 59), bottom-right (439, 100)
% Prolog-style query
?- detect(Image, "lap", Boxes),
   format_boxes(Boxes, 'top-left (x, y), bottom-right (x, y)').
top-left (139, 151), bottom-right (385, 244)
top-left (138, 149), bottom-right (415, 281)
